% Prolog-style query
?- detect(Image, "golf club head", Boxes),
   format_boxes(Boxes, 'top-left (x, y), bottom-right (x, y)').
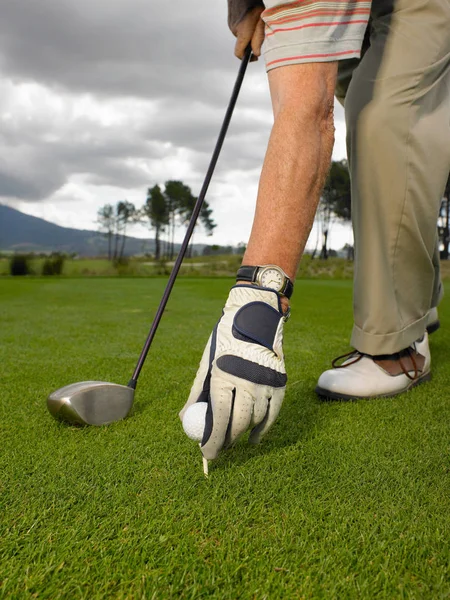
top-left (47, 381), bottom-right (134, 426)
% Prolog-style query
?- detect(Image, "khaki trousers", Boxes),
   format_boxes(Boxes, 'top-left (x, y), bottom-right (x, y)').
top-left (337, 0), bottom-right (450, 354)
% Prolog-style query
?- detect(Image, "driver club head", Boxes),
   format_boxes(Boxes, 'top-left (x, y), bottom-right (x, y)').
top-left (47, 381), bottom-right (135, 426)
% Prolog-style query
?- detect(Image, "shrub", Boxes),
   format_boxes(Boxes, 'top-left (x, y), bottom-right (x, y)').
top-left (42, 253), bottom-right (65, 276)
top-left (9, 254), bottom-right (32, 276)
top-left (113, 257), bottom-right (131, 276)
top-left (154, 259), bottom-right (170, 276)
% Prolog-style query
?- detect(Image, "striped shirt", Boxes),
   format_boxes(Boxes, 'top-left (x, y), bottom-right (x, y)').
top-left (228, 0), bottom-right (372, 68)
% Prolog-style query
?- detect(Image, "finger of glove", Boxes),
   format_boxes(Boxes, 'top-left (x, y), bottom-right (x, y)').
top-left (223, 388), bottom-right (254, 449)
top-left (179, 335), bottom-right (212, 421)
top-left (248, 387), bottom-right (285, 445)
top-left (250, 390), bottom-right (270, 428)
top-left (200, 375), bottom-right (235, 461)
top-left (251, 18), bottom-right (265, 58)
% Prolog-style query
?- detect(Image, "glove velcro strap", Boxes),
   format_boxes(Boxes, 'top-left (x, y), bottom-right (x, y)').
top-left (216, 355), bottom-right (287, 388)
top-left (232, 302), bottom-right (282, 352)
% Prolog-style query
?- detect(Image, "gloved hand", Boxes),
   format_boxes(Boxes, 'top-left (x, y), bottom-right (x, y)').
top-left (180, 285), bottom-right (288, 460)
top-left (233, 5), bottom-right (265, 62)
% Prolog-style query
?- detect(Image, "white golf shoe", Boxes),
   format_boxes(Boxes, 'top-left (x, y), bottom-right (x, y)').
top-left (316, 333), bottom-right (431, 400)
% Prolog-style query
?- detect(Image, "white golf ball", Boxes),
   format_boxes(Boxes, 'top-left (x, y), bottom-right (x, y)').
top-left (182, 402), bottom-right (208, 441)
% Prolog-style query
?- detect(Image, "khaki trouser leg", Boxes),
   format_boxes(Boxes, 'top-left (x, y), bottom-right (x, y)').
top-left (343, 0), bottom-right (450, 355)
top-left (337, 55), bottom-right (445, 328)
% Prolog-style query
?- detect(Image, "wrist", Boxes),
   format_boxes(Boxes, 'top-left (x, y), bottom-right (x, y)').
top-left (280, 296), bottom-right (290, 315)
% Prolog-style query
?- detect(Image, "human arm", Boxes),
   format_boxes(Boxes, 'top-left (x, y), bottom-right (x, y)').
top-left (181, 62), bottom-right (338, 460)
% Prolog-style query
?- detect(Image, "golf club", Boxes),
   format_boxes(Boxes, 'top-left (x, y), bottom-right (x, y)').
top-left (47, 45), bottom-right (253, 426)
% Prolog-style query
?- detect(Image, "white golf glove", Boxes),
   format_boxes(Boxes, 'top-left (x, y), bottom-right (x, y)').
top-left (180, 285), bottom-right (288, 460)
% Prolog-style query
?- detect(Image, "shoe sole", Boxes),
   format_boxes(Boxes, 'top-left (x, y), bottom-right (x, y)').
top-left (426, 320), bottom-right (440, 335)
top-left (315, 371), bottom-right (432, 401)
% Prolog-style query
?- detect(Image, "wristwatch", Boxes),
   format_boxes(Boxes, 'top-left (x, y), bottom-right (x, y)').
top-left (236, 265), bottom-right (294, 299)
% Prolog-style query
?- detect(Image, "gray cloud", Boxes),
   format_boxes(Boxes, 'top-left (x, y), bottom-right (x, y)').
top-left (0, 168), bottom-right (59, 201)
top-left (0, 103), bottom-right (172, 199)
top-left (145, 97), bottom-right (271, 150)
top-left (0, 0), bottom-right (237, 103)
top-left (0, 141), bottom-right (67, 200)
top-left (0, 0), bottom-right (277, 202)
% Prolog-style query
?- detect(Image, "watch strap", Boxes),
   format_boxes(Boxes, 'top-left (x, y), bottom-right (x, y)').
top-left (281, 277), bottom-right (294, 300)
top-left (236, 265), bottom-right (259, 283)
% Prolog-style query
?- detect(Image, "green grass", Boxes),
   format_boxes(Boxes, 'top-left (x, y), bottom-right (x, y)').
top-left (0, 278), bottom-right (449, 599)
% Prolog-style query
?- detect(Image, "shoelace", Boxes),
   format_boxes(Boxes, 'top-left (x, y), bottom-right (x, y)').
top-left (332, 351), bottom-right (363, 369)
top-left (331, 346), bottom-right (420, 380)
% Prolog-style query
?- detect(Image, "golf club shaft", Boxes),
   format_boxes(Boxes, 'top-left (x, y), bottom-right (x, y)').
top-left (128, 46), bottom-right (252, 388)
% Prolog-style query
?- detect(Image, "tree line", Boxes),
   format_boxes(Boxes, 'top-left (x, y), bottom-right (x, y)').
top-left (97, 180), bottom-right (215, 262)
top-left (97, 167), bottom-right (450, 263)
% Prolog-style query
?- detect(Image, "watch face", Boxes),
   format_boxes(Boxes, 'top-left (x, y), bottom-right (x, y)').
top-left (259, 267), bottom-right (284, 292)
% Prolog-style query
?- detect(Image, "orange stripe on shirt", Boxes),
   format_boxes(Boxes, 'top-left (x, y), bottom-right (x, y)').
top-left (268, 8), bottom-right (370, 26)
top-left (266, 19), bottom-right (371, 37)
top-left (263, 0), bottom-right (370, 18)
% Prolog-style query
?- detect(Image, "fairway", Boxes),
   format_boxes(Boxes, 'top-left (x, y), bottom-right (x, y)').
top-left (1, 277), bottom-right (449, 599)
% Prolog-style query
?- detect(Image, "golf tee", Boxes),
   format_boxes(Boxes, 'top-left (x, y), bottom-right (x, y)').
top-left (198, 445), bottom-right (208, 478)
top-left (202, 456), bottom-right (209, 478)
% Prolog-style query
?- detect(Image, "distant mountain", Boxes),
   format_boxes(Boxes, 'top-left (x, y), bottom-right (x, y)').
top-left (0, 204), bottom-right (205, 257)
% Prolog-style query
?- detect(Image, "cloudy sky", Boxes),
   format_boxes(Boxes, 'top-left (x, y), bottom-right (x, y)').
top-left (0, 0), bottom-right (351, 249)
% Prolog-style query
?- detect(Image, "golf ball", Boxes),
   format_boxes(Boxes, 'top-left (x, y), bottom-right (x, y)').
top-left (182, 402), bottom-right (208, 441)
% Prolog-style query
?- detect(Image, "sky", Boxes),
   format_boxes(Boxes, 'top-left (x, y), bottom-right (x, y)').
top-left (0, 0), bottom-right (352, 250)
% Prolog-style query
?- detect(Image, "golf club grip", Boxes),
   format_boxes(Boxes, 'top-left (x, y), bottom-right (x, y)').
top-left (128, 45), bottom-right (253, 388)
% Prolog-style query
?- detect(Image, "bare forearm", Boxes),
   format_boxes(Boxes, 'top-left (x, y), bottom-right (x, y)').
top-left (243, 62), bottom-right (338, 282)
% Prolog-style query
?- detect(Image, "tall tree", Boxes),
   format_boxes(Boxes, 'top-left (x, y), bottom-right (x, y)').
top-left (97, 204), bottom-right (114, 260)
top-left (143, 185), bottom-right (169, 260)
top-left (164, 180), bottom-right (193, 259)
top-left (116, 201), bottom-right (137, 261)
top-left (316, 160), bottom-right (351, 259)
top-left (97, 201), bottom-right (136, 261)
top-left (200, 202), bottom-right (216, 236)
top-left (316, 196), bottom-right (334, 260)
top-left (178, 191), bottom-right (217, 257)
